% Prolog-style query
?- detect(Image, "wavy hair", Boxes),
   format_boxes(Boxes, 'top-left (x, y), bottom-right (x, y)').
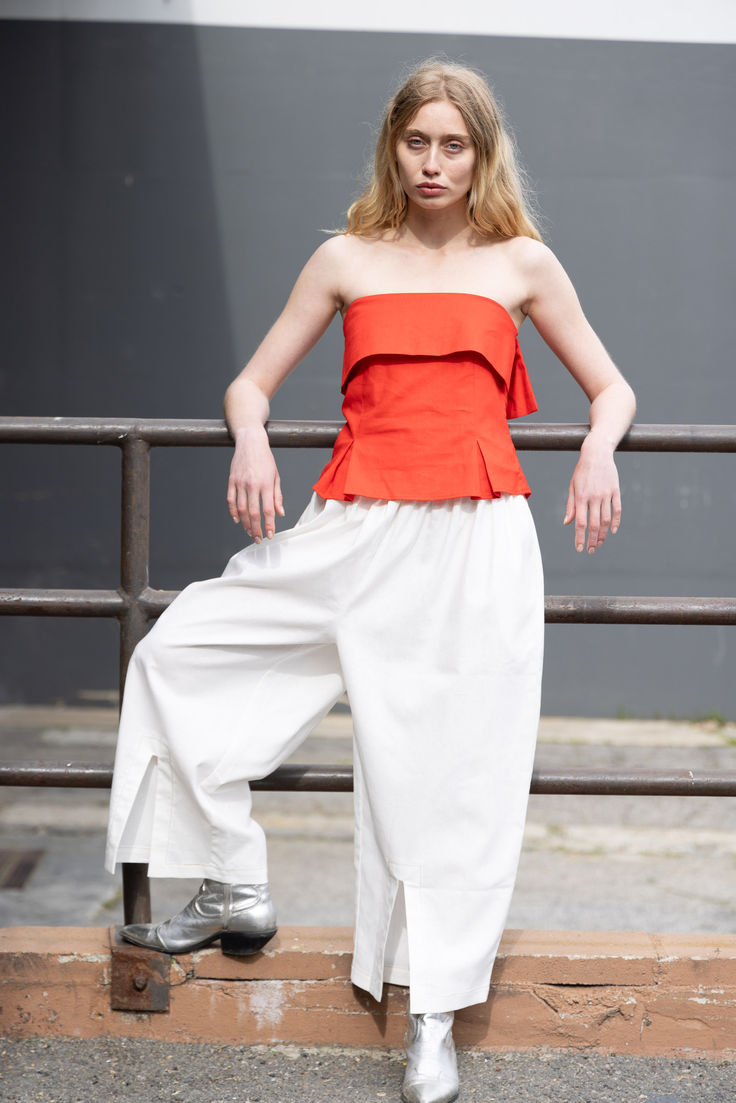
top-left (346, 60), bottom-right (541, 241)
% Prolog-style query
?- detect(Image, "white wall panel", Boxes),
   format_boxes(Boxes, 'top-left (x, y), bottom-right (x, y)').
top-left (2, 0), bottom-right (736, 45)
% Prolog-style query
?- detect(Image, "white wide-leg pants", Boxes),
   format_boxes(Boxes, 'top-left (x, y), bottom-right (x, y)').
top-left (106, 493), bottom-right (544, 1013)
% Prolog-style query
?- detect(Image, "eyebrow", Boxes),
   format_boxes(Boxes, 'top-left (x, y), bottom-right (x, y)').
top-left (403, 128), bottom-right (471, 142)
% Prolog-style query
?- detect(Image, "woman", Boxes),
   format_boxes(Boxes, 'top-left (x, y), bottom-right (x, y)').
top-left (107, 61), bottom-right (635, 1103)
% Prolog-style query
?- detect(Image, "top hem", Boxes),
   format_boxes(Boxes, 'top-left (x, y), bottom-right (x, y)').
top-left (313, 486), bottom-right (531, 502)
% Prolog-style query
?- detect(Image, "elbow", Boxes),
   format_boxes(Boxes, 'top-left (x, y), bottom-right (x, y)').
top-left (614, 378), bottom-right (637, 442)
top-left (223, 378), bottom-right (237, 415)
top-left (223, 372), bottom-right (252, 412)
top-left (223, 383), bottom-right (236, 427)
top-left (598, 375), bottom-right (636, 415)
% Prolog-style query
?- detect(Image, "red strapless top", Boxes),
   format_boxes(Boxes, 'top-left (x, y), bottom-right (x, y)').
top-left (313, 292), bottom-right (537, 501)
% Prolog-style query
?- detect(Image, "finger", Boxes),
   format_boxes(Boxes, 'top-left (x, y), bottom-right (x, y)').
top-left (226, 480), bottom-right (240, 524)
top-left (574, 501), bottom-right (587, 553)
top-left (236, 483), bottom-right (251, 533)
top-left (563, 482), bottom-right (575, 525)
top-left (261, 487), bottom-right (276, 539)
top-left (246, 483), bottom-right (263, 543)
top-left (611, 488), bottom-right (622, 534)
top-left (274, 473), bottom-right (285, 517)
top-left (597, 498), bottom-right (612, 546)
top-left (586, 498), bottom-right (601, 553)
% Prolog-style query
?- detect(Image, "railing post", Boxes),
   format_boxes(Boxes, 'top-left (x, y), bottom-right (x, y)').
top-left (119, 433), bottom-right (152, 924)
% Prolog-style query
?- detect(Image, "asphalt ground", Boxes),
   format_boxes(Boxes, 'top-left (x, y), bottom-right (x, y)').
top-left (1, 1037), bottom-right (734, 1103)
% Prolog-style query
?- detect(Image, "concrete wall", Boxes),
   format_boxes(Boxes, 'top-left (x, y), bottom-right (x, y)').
top-left (1, 15), bottom-right (735, 716)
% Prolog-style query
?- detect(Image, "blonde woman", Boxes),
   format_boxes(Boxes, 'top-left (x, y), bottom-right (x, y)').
top-left (107, 61), bottom-right (634, 1103)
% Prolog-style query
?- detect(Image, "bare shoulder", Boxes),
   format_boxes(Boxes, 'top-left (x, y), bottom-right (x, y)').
top-left (288, 235), bottom-right (355, 311)
top-left (305, 234), bottom-right (366, 288)
top-left (311, 233), bottom-right (373, 265)
top-left (503, 238), bottom-right (577, 312)
top-left (307, 232), bottom-right (386, 308)
top-left (501, 235), bottom-right (558, 275)
top-left (305, 233), bottom-right (352, 272)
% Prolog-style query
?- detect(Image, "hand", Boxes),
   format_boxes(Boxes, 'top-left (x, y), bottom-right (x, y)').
top-left (226, 426), bottom-right (285, 542)
top-left (563, 433), bottom-right (622, 554)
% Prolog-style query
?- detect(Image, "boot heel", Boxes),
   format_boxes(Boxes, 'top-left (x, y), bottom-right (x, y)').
top-left (220, 928), bottom-right (277, 956)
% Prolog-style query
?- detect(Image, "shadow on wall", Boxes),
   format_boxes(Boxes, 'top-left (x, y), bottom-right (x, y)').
top-left (0, 18), bottom-right (237, 702)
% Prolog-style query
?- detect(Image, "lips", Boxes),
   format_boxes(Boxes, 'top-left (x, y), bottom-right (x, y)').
top-left (417, 183), bottom-right (446, 194)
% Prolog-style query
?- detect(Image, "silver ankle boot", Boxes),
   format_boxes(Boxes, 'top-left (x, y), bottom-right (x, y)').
top-left (401, 1011), bottom-right (459, 1103)
top-left (120, 880), bottom-right (277, 955)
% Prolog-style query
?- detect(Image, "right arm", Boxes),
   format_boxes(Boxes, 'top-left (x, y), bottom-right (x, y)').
top-left (224, 239), bottom-right (345, 541)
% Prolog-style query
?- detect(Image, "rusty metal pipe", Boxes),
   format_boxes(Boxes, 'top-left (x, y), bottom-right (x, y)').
top-left (2, 762), bottom-right (735, 797)
top-left (122, 863), bottom-right (151, 925)
top-left (3, 589), bottom-right (736, 626)
top-left (544, 595), bottom-right (736, 625)
top-left (118, 436), bottom-right (153, 923)
top-left (119, 436), bottom-right (151, 689)
top-left (3, 417), bottom-right (736, 452)
top-left (0, 589), bottom-right (126, 616)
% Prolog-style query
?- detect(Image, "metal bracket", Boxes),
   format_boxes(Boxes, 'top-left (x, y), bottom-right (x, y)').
top-left (109, 926), bottom-right (171, 1012)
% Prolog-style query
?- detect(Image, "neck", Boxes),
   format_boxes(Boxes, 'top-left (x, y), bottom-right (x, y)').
top-left (401, 204), bottom-right (473, 252)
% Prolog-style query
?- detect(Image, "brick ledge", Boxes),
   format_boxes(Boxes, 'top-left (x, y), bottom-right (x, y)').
top-left (1, 926), bottom-right (734, 1055)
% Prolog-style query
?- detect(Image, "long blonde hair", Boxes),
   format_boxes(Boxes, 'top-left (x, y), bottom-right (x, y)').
top-left (346, 60), bottom-right (541, 241)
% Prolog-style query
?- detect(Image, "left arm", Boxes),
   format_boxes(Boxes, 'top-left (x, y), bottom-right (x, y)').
top-left (521, 242), bottom-right (636, 553)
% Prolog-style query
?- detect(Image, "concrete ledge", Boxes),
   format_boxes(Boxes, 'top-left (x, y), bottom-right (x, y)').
top-left (1, 926), bottom-right (734, 1055)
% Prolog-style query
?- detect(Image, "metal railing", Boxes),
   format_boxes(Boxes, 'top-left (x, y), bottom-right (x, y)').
top-left (1, 416), bottom-right (735, 924)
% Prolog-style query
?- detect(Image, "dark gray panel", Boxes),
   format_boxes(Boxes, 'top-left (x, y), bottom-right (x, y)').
top-left (1, 21), bottom-right (734, 715)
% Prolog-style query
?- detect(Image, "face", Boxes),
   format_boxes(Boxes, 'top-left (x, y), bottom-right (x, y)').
top-left (395, 99), bottom-right (476, 213)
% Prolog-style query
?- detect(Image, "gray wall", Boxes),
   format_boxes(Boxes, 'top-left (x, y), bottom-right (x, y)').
top-left (1, 19), bottom-right (734, 717)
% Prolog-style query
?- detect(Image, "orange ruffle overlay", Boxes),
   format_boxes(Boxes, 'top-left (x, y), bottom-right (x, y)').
top-left (313, 292), bottom-right (537, 502)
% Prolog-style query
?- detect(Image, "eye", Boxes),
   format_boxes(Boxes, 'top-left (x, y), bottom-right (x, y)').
top-left (447, 141), bottom-right (464, 153)
top-left (406, 137), bottom-right (424, 149)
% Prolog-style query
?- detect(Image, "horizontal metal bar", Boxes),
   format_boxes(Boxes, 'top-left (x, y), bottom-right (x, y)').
top-left (0, 763), bottom-right (115, 787)
top-left (545, 595), bottom-right (736, 626)
top-left (0, 587), bottom-right (170, 618)
top-left (0, 417), bottom-right (149, 445)
top-left (0, 416), bottom-right (331, 447)
top-left (139, 588), bottom-right (177, 616)
top-left (2, 588), bottom-right (735, 626)
top-left (2, 417), bottom-right (736, 451)
top-left (0, 589), bottom-right (126, 616)
top-left (253, 764), bottom-right (353, 792)
top-left (529, 768), bottom-right (736, 797)
top-left (512, 423), bottom-right (736, 453)
top-left (2, 762), bottom-right (734, 797)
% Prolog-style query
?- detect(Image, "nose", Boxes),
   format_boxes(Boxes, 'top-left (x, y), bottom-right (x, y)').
top-left (422, 144), bottom-right (441, 175)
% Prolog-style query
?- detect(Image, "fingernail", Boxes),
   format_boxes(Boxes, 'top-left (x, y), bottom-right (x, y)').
top-left (576, 544), bottom-right (583, 552)
top-left (611, 525), bottom-right (618, 533)
top-left (588, 547), bottom-right (595, 554)
top-left (232, 517), bottom-right (239, 524)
